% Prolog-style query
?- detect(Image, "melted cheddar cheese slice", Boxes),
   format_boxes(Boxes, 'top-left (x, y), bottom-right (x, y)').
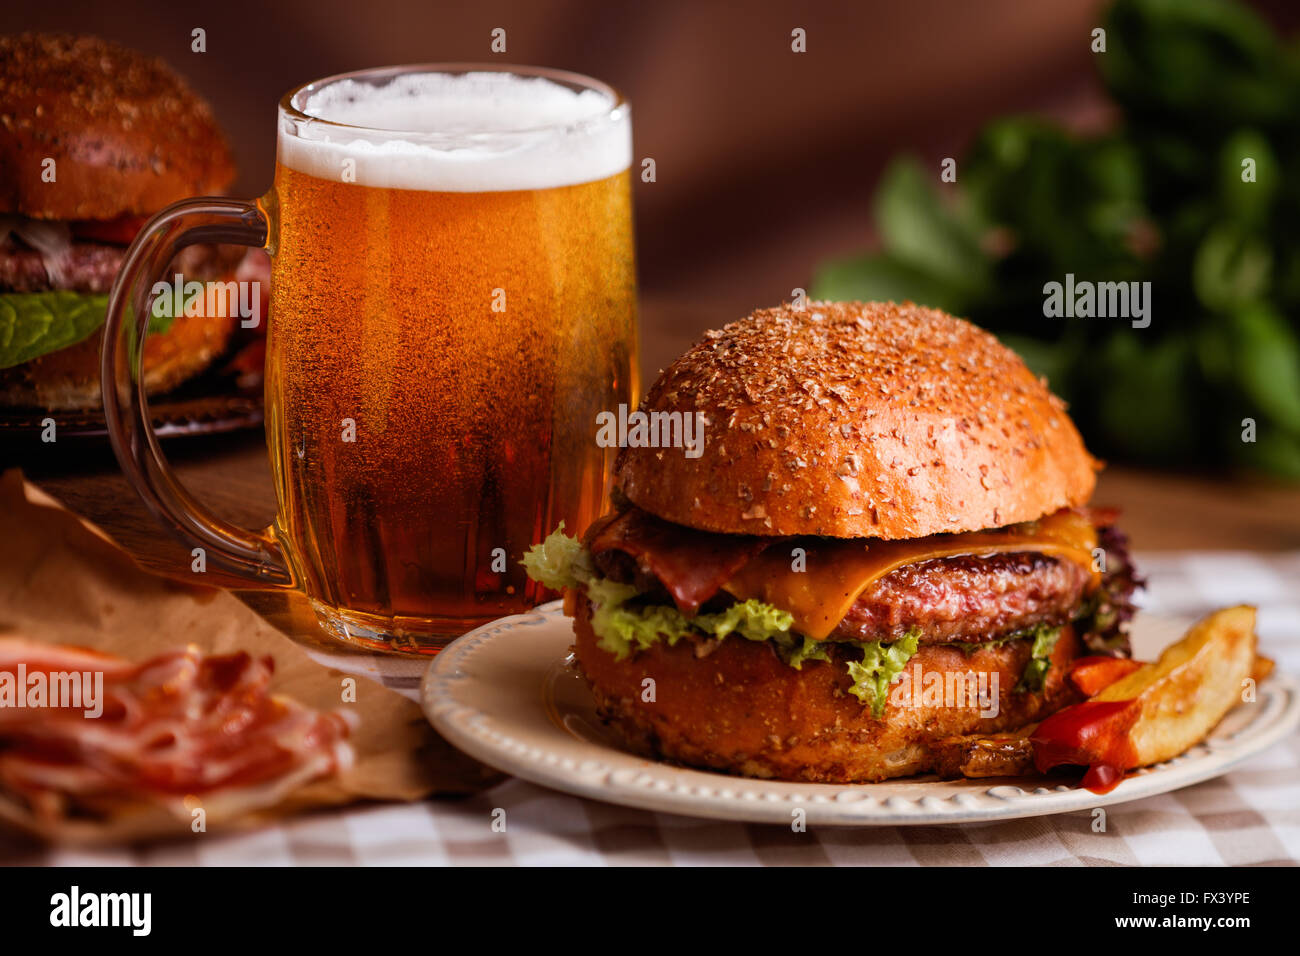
top-left (722, 509), bottom-right (1099, 640)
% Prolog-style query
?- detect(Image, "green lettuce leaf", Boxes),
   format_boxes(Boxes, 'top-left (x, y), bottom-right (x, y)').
top-left (589, 595), bottom-right (797, 662)
top-left (845, 629), bottom-right (921, 718)
top-left (0, 292), bottom-right (108, 369)
top-left (591, 597), bottom-right (687, 660)
top-left (948, 633), bottom-right (1019, 657)
top-left (521, 527), bottom-right (800, 661)
top-left (519, 523), bottom-right (593, 590)
top-left (694, 599), bottom-right (795, 643)
top-left (1015, 624), bottom-right (1064, 692)
top-left (0, 285), bottom-right (199, 370)
top-left (781, 635), bottom-right (832, 670)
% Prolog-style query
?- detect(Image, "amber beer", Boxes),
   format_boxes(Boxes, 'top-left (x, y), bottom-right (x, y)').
top-left (265, 71), bottom-right (636, 649)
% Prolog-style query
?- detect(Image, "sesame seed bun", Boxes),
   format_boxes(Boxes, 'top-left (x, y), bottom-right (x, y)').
top-left (0, 33), bottom-right (235, 220)
top-left (573, 597), bottom-right (1083, 783)
top-left (616, 301), bottom-right (1098, 539)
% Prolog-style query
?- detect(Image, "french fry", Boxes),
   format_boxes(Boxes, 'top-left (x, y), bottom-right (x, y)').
top-left (1033, 606), bottom-right (1260, 790)
top-left (1090, 605), bottom-right (1257, 768)
top-left (1251, 654), bottom-right (1275, 684)
top-left (948, 610), bottom-right (1268, 787)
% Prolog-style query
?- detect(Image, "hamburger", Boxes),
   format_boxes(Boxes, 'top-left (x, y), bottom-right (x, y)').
top-left (0, 33), bottom-right (240, 410)
top-left (524, 301), bottom-right (1140, 783)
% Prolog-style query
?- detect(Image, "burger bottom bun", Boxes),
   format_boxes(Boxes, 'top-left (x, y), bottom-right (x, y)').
top-left (573, 598), bottom-right (1082, 784)
top-left (0, 311), bottom-right (237, 411)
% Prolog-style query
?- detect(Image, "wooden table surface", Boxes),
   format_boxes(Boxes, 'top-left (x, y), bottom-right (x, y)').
top-left (8, 299), bottom-right (1300, 604)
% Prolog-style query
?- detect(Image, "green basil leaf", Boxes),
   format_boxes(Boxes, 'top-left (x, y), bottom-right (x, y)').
top-left (1096, 332), bottom-right (1200, 460)
top-left (0, 292), bottom-right (107, 369)
top-left (872, 157), bottom-right (990, 294)
top-left (1228, 303), bottom-right (1300, 432)
top-left (1102, 0), bottom-right (1288, 129)
top-left (1193, 224), bottom-right (1272, 310)
top-left (1233, 426), bottom-right (1300, 479)
top-left (1219, 129), bottom-right (1277, 226)
top-left (811, 254), bottom-right (971, 314)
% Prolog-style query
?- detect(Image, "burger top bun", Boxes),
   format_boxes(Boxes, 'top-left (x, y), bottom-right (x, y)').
top-left (0, 33), bottom-right (236, 220)
top-left (616, 301), bottom-right (1099, 540)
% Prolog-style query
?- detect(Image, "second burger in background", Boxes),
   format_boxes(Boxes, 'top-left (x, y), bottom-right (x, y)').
top-left (0, 32), bottom-right (243, 410)
top-left (525, 300), bottom-right (1140, 784)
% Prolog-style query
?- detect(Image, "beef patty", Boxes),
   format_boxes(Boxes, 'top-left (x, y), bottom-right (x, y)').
top-left (0, 237), bottom-right (242, 294)
top-left (833, 551), bottom-right (1092, 644)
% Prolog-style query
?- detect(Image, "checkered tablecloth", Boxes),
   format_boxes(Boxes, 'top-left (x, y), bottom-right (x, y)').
top-left (12, 551), bottom-right (1300, 866)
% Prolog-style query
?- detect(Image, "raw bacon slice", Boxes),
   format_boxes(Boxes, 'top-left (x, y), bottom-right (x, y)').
top-left (0, 638), bottom-right (353, 825)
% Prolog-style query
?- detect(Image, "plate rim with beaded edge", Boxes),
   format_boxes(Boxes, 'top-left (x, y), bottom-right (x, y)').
top-left (420, 600), bottom-right (1300, 826)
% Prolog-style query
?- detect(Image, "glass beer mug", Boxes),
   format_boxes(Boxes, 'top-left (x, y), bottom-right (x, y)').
top-left (102, 65), bottom-right (638, 654)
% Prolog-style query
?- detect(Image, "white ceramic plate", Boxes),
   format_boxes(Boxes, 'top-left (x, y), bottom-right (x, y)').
top-left (421, 601), bottom-right (1300, 826)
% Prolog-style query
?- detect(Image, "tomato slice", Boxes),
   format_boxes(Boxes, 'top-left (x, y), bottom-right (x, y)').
top-left (1068, 655), bottom-right (1144, 696)
top-left (70, 214), bottom-right (150, 245)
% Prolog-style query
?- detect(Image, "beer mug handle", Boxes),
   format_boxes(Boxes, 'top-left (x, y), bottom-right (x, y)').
top-left (101, 197), bottom-right (293, 588)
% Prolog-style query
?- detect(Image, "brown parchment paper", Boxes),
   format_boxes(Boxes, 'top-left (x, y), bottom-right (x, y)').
top-left (0, 469), bottom-right (500, 844)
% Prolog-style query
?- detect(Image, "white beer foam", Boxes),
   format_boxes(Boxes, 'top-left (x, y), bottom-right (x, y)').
top-left (278, 71), bottom-right (630, 192)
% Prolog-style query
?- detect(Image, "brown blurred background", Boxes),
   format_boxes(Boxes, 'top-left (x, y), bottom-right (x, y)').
top-left (4, 0), bottom-right (1296, 371)
top-left (7, 0), bottom-right (1300, 552)
top-left (0, 0), bottom-right (1168, 368)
